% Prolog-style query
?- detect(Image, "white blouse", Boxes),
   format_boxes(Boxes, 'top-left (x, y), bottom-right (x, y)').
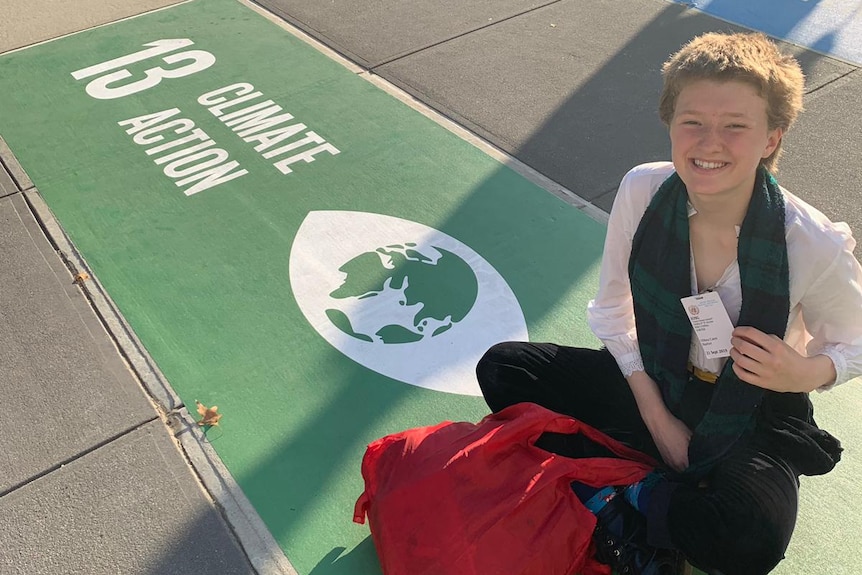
top-left (587, 162), bottom-right (862, 389)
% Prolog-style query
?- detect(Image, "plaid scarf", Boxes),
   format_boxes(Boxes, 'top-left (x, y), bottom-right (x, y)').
top-left (628, 167), bottom-right (791, 476)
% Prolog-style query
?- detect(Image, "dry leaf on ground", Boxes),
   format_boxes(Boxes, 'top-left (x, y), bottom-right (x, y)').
top-left (195, 400), bottom-right (222, 427)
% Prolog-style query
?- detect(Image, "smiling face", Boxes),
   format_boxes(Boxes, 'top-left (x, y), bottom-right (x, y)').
top-left (670, 79), bottom-right (783, 201)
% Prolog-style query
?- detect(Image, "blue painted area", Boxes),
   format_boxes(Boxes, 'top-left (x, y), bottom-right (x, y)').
top-left (669, 0), bottom-right (862, 65)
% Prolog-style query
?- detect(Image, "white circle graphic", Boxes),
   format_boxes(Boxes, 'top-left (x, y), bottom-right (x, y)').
top-left (289, 210), bottom-right (529, 396)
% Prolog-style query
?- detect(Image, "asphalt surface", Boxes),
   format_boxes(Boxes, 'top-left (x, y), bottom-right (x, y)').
top-left (1, 1), bottom-right (859, 574)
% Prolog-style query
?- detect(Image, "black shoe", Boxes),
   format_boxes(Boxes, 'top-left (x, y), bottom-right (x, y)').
top-left (592, 490), bottom-right (683, 575)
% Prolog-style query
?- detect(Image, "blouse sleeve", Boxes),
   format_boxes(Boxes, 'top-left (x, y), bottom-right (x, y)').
top-left (798, 224), bottom-right (862, 389)
top-left (587, 164), bottom-right (663, 377)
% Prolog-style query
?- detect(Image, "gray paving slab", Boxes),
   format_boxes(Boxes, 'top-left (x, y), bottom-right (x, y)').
top-left (0, 419), bottom-right (255, 575)
top-left (251, 0), bottom-right (559, 67)
top-left (780, 70), bottom-right (862, 260)
top-left (0, 193), bottom-right (156, 493)
top-left (0, 0), bottom-right (186, 54)
top-left (375, 0), bottom-right (856, 208)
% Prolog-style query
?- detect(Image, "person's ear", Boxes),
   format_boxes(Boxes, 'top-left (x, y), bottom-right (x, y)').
top-left (763, 127), bottom-right (783, 158)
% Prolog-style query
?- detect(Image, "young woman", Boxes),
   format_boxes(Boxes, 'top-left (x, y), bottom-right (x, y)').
top-left (477, 32), bottom-right (862, 575)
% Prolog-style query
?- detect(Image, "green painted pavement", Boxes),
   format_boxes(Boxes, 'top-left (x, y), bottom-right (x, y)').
top-left (0, 0), bottom-right (607, 573)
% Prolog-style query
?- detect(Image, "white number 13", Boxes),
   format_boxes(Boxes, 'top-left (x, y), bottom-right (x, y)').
top-left (71, 39), bottom-right (215, 100)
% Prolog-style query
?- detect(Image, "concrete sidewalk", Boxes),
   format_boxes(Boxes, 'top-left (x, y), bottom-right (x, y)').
top-left (1, 1), bottom-right (860, 574)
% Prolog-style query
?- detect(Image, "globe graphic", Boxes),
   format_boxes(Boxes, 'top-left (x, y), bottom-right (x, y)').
top-left (325, 243), bottom-right (479, 344)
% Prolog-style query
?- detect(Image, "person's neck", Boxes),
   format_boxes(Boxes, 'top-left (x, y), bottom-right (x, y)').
top-left (688, 188), bottom-right (752, 229)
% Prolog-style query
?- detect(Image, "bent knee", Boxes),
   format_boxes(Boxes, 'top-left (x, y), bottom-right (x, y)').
top-left (476, 342), bottom-right (517, 378)
top-left (717, 535), bottom-right (787, 575)
top-left (680, 516), bottom-right (790, 575)
top-left (475, 343), bottom-right (507, 394)
top-left (475, 341), bottom-right (531, 410)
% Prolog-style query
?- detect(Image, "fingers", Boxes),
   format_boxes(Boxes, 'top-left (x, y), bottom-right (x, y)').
top-left (731, 325), bottom-right (797, 387)
top-left (730, 326), bottom-right (786, 383)
top-left (732, 325), bottom-right (781, 351)
top-left (729, 343), bottom-right (766, 387)
top-left (730, 335), bottom-right (769, 364)
top-left (658, 418), bottom-right (692, 471)
top-left (732, 325), bottom-right (767, 343)
top-left (731, 357), bottom-right (761, 386)
top-left (672, 452), bottom-right (689, 472)
top-left (659, 447), bottom-right (688, 472)
top-left (672, 451), bottom-right (689, 472)
top-left (733, 327), bottom-right (785, 350)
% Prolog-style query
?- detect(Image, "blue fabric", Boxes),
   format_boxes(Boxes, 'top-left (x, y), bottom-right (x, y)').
top-left (583, 485), bottom-right (618, 514)
top-left (624, 470), bottom-right (663, 512)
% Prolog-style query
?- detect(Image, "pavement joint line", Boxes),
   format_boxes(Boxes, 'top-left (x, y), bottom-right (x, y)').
top-left (0, 135), bottom-right (35, 191)
top-left (366, 0), bottom-right (565, 70)
top-left (21, 188), bottom-right (182, 414)
top-left (805, 66), bottom-right (860, 97)
top-left (237, 0), bottom-right (611, 225)
top-left (0, 191), bottom-right (18, 200)
top-left (592, 185), bottom-right (622, 208)
top-left (166, 407), bottom-right (300, 575)
top-left (0, 0), bottom-right (195, 57)
top-left (0, 417), bottom-right (160, 499)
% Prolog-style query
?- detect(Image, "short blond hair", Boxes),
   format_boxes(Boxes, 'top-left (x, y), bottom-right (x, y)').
top-left (659, 32), bottom-right (804, 172)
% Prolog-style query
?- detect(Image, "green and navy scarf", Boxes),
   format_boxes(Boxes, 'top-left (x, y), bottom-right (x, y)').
top-left (628, 167), bottom-right (790, 476)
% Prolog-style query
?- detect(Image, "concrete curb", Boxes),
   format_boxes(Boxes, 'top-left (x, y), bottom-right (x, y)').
top-left (169, 408), bottom-right (300, 575)
top-left (0, 136), bottom-right (34, 191)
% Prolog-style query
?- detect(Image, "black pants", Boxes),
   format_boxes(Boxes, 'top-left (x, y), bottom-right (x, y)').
top-left (476, 342), bottom-right (799, 575)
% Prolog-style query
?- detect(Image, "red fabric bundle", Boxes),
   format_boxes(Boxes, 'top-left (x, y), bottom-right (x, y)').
top-left (354, 402), bottom-right (657, 575)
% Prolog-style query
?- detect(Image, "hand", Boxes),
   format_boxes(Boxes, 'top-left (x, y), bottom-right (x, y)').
top-left (644, 409), bottom-right (692, 472)
top-left (625, 370), bottom-right (692, 471)
top-left (730, 326), bottom-right (836, 392)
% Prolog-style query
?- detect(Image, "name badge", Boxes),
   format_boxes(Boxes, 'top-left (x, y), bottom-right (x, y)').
top-left (680, 291), bottom-right (734, 358)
